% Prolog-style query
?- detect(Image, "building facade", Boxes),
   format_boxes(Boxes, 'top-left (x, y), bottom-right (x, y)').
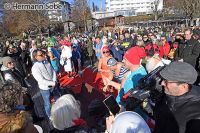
top-left (92, 10), bottom-right (136, 19)
top-left (48, 0), bottom-right (71, 22)
top-left (106, 0), bottom-right (163, 15)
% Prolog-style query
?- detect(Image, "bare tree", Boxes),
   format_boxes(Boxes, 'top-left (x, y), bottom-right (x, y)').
top-left (174, 0), bottom-right (200, 23)
top-left (151, 0), bottom-right (160, 20)
top-left (2, 0), bottom-right (50, 36)
top-left (71, 0), bottom-right (91, 32)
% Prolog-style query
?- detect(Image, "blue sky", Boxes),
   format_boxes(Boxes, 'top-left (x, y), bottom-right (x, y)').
top-left (66, 0), bottom-right (106, 10)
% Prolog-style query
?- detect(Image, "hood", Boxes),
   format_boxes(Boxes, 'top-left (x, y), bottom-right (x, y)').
top-left (1, 65), bottom-right (11, 72)
top-left (111, 111), bottom-right (151, 133)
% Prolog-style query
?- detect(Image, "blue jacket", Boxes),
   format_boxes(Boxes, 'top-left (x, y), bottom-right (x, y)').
top-left (95, 42), bottom-right (103, 59)
top-left (109, 44), bottom-right (124, 62)
top-left (51, 47), bottom-right (60, 60)
top-left (50, 59), bottom-right (60, 73)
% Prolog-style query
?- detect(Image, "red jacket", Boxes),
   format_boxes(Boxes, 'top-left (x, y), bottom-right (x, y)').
top-left (159, 42), bottom-right (170, 58)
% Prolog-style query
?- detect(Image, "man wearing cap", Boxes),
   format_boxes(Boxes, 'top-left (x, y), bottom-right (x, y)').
top-left (154, 62), bottom-right (200, 133)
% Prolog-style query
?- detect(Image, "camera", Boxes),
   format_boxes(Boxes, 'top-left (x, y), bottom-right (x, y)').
top-left (123, 66), bottom-right (165, 103)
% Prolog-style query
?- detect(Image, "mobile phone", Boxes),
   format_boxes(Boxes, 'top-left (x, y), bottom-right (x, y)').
top-left (103, 95), bottom-right (120, 116)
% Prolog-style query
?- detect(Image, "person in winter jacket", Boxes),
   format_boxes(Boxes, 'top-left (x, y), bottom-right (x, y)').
top-left (154, 62), bottom-right (200, 133)
top-left (1, 56), bottom-right (27, 87)
top-left (31, 49), bottom-right (58, 117)
top-left (175, 29), bottom-right (200, 67)
top-left (159, 35), bottom-right (170, 58)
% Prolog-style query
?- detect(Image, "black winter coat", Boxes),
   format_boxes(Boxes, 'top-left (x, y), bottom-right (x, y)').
top-left (175, 39), bottom-right (200, 67)
top-left (154, 85), bottom-right (200, 133)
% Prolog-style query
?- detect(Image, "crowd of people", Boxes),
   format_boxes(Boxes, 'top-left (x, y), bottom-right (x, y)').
top-left (0, 25), bottom-right (200, 133)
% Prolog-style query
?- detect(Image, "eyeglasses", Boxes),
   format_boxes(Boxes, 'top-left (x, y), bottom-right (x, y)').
top-left (162, 79), bottom-right (185, 85)
top-left (103, 51), bottom-right (110, 54)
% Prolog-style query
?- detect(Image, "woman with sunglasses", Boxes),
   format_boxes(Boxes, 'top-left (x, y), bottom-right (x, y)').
top-left (98, 46), bottom-right (113, 87)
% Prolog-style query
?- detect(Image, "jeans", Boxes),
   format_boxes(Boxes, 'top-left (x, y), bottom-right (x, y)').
top-left (40, 88), bottom-right (61, 117)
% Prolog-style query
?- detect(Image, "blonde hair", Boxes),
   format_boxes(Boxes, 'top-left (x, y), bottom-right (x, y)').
top-left (50, 94), bottom-right (81, 130)
top-left (0, 111), bottom-right (33, 133)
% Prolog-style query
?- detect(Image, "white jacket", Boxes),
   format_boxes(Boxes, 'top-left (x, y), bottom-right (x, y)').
top-left (32, 60), bottom-right (56, 90)
top-left (60, 46), bottom-right (72, 60)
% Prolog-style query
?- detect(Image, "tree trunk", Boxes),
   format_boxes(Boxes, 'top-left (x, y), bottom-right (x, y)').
top-left (155, 13), bottom-right (158, 21)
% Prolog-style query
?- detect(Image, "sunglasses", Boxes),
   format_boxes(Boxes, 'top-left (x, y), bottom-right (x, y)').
top-left (37, 54), bottom-right (44, 57)
top-left (103, 51), bottom-right (110, 54)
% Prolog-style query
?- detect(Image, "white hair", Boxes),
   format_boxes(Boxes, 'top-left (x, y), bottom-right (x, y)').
top-left (146, 57), bottom-right (157, 73)
top-left (50, 94), bottom-right (81, 130)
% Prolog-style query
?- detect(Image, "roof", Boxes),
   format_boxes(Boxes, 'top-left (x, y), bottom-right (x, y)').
top-left (97, 15), bottom-right (124, 20)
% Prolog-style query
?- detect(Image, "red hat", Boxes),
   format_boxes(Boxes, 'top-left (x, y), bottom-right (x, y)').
top-left (124, 46), bottom-right (146, 65)
top-left (59, 40), bottom-right (71, 46)
top-left (102, 46), bottom-right (109, 51)
top-left (145, 43), bottom-right (159, 57)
